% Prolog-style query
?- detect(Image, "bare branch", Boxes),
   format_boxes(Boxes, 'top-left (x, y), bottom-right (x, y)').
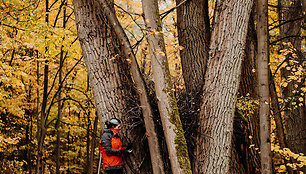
top-left (160, 0), bottom-right (188, 20)
top-left (270, 35), bottom-right (302, 45)
top-left (269, 16), bottom-right (304, 31)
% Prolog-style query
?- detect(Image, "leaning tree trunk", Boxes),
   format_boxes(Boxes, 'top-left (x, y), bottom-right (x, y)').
top-left (230, 10), bottom-right (261, 174)
top-left (72, 0), bottom-right (130, 125)
top-left (73, 0), bottom-right (160, 173)
top-left (195, 0), bottom-right (253, 173)
top-left (72, 0), bottom-right (133, 171)
top-left (141, 0), bottom-right (192, 173)
top-left (98, 0), bottom-right (165, 173)
top-left (257, 0), bottom-right (272, 173)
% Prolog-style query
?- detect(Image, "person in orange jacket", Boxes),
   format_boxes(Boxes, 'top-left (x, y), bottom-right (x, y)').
top-left (99, 118), bottom-right (132, 174)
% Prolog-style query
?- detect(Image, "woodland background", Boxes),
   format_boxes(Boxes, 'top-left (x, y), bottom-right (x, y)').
top-left (0, 0), bottom-right (305, 173)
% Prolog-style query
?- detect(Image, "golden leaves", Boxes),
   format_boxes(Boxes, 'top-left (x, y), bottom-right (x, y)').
top-left (126, 58), bottom-right (132, 64)
top-left (272, 145), bottom-right (306, 171)
top-left (277, 165), bottom-right (286, 172)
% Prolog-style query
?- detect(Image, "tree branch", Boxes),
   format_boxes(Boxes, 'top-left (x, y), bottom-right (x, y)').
top-left (270, 35), bottom-right (302, 45)
top-left (269, 16), bottom-right (304, 31)
top-left (160, 0), bottom-right (188, 20)
top-left (44, 56), bottom-right (83, 123)
top-left (0, 22), bottom-right (26, 31)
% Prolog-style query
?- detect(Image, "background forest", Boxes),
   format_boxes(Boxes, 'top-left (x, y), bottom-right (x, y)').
top-left (0, 0), bottom-right (305, 174)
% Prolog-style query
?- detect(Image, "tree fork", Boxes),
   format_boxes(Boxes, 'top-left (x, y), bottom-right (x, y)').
top-left (97, 0), bottom-right (165, 173)
top-left (141, 0), bottom-right (192, 173)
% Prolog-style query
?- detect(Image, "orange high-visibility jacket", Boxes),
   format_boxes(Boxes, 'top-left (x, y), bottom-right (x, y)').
top-left (99, 129), bottom-right (127, 170)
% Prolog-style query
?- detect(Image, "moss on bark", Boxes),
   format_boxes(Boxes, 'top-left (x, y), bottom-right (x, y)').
top-left (168, 92), bottom-right (192, 174)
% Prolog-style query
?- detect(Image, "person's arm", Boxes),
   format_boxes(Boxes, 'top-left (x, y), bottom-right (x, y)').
top-left (101, 133), bottom-right (125, 156)
top-left (122, 142), bottom-right (132, 150)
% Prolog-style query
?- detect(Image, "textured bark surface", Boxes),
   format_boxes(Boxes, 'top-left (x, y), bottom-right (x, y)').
top-left (73, 0), bottom-right (129, 124)
top-left (73, 1), bottom-right (151, 173)
top-left (142, 0), bottom-right (191, 173)
top-left (196, 0), bottom-right (253, 173)
top-left (176, 0), bottom-right (210, 172)
top-left (257, 0), bottom-right (272, 173)
top-left (278, 0), bottom-right (305, 157)
top-left (98, 0), bottom-right (165, 173)
top-left (231, 13), bottom-right (261, 174)
top-left (73, 1), bottom-right (164, 173)
top-left (176, 0), bottom-right (210, 102)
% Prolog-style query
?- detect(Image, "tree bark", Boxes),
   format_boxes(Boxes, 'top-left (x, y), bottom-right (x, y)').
top-left (72, 0), bottom-right (130, 125)
top-left (97, 0), bottom-right (165, 173)
top-left (176, 0), bottom-right (210, 172)
top-left (278, 0), bottom-right (305, 157)
top-left (89, 115), bottom-right (98, 174)
top-left (196, 0), bottom-right (253, 173)
top-left (176, 0), bottom-right (210, 103)
top-left (141, 0), bottom-right (192, 173)
top-left (231, 11), bottom-right (261, 174)
top-left (257, 0), bottom-right (272, 173)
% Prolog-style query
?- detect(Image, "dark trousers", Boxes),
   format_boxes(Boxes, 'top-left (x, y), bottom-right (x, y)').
top-left (105, 168), bottom-right (123, 174)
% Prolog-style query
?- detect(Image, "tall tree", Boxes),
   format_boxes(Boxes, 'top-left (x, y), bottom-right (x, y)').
top-left (195, 0), bottom-right (253, 173)
top-left (73, 0), bottom-right (164, 173)
top-left (278, 0), bottom-right (305, 157)
top-left (98, 0), bottom-right (165, 172)
top-left (231, 11), bottom-right (261, 174)
top-left (176, 0), bottom-right (210, 104)
top-left (55, 2), bottom-right (66, 173)
top-left (37, 0), bottom-right (50, 173)
top-left (72, 1), bottom-right (136, 172)
top-left (72, 0), bottom-right (130, 124)
top-left (257, 0), bottom-right (272, 173)
top-left (141, 0), bottom-right (192, 173)
top-left (176, 1), bottom-right (210, 170)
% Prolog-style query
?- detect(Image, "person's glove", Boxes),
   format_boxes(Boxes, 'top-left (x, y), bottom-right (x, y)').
top-left (120, 149), bottom-right (132, 155)
top-left (126, 143), bottom-right (133, 150)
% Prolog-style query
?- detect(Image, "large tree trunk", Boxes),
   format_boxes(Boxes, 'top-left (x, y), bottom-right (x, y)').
top-left (230, 11), bottom-right (261, 174)
top-left (176, 0), bottom-right (210, 172)
top-left (176, 0), bottom-right (210, 103)
top-left (73, 0), bottom-right (163, 173)
top-left (72, 0), bottom-right (130, 124)
top-left (278, 0), bottom-right (305, 157)
top-left (72, 0), bottom-right (136, 172)
top-left (257, 0), bottom-right (272, 173)
top-left (141, 0), bottom-right (192, 173)
top-left (97, 0), bottom-right (165, 173)
top-left (195, 0), bottom-right (253, 173)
